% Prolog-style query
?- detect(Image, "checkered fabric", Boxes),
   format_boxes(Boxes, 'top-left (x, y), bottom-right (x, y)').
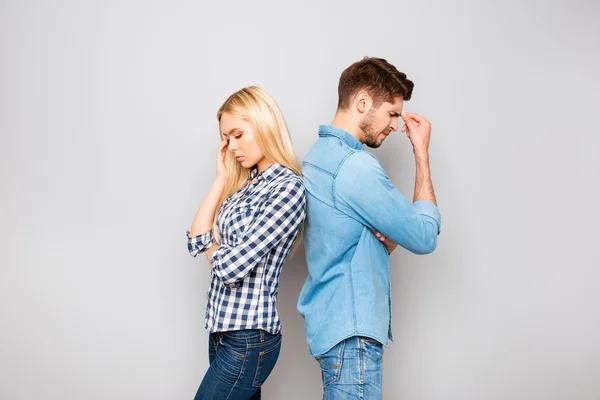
top-left (187, 164), bottom-right (306, 334)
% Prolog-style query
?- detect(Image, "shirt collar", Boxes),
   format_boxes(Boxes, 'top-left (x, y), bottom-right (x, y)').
top-left (318, 125), bottom-right (364, 151)
top-left (251, 163), bottom-right (285, 183)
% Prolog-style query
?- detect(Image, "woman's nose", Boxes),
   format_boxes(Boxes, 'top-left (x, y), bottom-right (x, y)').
top-left (228, 138), bottom-right (238, 151)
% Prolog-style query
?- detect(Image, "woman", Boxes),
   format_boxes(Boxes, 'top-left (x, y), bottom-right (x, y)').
top-left (186, 86), bottom-right (306, 399)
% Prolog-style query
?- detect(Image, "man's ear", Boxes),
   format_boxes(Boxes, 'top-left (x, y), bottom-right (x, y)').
top-left (354, 91), bottom-right (371, 115)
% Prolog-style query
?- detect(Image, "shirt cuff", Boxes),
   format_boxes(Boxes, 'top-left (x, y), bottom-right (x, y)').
top-left (210, 245), bottom-right (243, 289)
top-left (413, 200), bottom-right (441, 234)
top-left (186, 229), bottom-right (215, 257)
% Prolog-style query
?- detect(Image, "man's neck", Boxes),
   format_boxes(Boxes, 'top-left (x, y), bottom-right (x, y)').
top-left (331, 112), bottom-right (365, 144)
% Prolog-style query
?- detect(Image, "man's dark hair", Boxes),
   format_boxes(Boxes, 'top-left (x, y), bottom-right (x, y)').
top-left (337, 57), bottom-right (414, 110)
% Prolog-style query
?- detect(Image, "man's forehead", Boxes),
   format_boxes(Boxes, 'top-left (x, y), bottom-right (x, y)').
top-left (385, 97), bottom-right (404, 114)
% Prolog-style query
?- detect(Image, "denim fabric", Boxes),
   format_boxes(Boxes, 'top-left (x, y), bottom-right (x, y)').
top-left (298, 125), bottom-right (441, 356)
top-left (316, 336), bottom-right (384, 400)
top-left (194, 329), bottom-right (281, 400)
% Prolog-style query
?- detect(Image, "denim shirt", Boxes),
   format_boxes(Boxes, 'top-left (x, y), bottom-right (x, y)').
top-left (297, 125), bottom-right (442, 356)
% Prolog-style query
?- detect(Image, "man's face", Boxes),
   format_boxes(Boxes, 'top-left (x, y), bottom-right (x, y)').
top-left (359, 97), bottom-right (403, 148)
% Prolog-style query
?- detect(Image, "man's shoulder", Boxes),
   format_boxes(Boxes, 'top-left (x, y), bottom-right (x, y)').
top-left (334, 151), bottom-right (389, 200)
top-left (303, 136), bottom-right (363, 175)
top-left (337, 149), bottom-right (381, 175)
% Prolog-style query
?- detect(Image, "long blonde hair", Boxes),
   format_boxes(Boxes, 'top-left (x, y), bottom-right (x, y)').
top-left (213, 86), bottom-right (303, 247)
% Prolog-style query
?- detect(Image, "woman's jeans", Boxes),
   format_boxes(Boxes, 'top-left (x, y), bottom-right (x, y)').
top-left (194, 329), bottom-right (282, 400)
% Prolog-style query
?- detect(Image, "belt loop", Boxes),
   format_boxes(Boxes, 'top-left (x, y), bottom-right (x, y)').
top-left (260, 330), bottom-right (264, 342)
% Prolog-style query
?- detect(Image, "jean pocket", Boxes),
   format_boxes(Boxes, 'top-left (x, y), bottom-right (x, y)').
top-left (252, 334), bottom-right (282, 388)
top-left (360, 337), bottom-right (383, 362)
top-left (212, 336), bottom-right (247, 385)
top-left (315, 340), bottom-right (345, 386)
top-left (219, 333), bottom-right (247, 359)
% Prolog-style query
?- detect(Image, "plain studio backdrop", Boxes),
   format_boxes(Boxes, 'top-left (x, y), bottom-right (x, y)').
top-left (1, 0), bottom-right (599, 399)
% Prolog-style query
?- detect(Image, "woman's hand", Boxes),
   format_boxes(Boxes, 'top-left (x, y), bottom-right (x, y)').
top-left (216, 140), bottom-right (229, 182)
top-left (205, 243), bottom-right (218, 268)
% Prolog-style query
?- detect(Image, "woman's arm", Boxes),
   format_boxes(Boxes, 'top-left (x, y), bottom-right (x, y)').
top-left (208, 177), bottom-right (306, 287)
top-left (187, 140), bottom-right (229, 258)
top-left (189, 178), bottom-right (227, 237)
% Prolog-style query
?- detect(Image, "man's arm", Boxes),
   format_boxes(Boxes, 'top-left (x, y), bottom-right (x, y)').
top-left (335, 113), bottom-right (440, 255)
top-left (403, 112), bottom-right (437, 206)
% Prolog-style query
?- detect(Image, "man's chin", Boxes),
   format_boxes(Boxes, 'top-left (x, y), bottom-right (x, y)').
top-left (366, 137), bottom-right (384, 149)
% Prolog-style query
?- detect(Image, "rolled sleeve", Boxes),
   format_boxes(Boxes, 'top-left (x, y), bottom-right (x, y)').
top-left (413, 200), bottom-right (441, 235)
top-left (186, 229), bottom-right (215, 257)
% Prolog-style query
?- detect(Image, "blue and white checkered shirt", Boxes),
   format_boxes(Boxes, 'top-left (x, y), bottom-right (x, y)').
top-left (187, 164), bottom-right (306, 334)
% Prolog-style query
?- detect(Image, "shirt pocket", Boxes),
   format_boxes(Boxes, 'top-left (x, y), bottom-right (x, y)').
top-left (227, 204), bottom-right (260, 239)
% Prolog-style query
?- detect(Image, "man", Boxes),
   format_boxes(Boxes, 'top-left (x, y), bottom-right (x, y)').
top-left (297, 57), bottom-right (441, 399)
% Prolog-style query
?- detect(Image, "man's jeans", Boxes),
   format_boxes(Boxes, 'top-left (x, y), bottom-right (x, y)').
top-left (315, 336), bottom-right (384, 400)
top-left (194, 329), bottom-right (282, 400)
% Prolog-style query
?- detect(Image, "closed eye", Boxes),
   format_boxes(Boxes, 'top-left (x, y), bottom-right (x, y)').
top-left (223, 127), bottom-right (243, 139)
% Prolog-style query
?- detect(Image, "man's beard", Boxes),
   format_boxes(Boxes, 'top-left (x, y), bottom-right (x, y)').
top-left (359, 109), bottom-right (383, 149)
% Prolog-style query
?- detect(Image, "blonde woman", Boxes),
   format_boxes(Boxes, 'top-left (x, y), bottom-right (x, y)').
top-left (187, 86), bottom-right (306, 400)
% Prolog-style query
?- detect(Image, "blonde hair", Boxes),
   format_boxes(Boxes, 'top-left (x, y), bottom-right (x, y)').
top-left (213, 86), bottom-right (303, 248)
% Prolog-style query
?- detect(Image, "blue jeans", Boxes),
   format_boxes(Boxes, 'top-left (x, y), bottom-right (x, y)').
top-left (315, 336), bottom-right (384, 400)
top-left (194, 329), bottom-right (282, 400)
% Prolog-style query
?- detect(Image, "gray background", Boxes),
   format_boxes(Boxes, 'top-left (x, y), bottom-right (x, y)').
top-left (1, 0), bottom-right (599, 399)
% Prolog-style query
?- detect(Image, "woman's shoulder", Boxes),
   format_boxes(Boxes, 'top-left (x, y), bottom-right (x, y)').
top-left (270, 165), bottom-right (304, 187)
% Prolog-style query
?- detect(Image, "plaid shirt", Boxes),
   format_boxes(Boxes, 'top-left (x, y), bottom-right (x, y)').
top-left (187, 164), bottom-right (306, 334)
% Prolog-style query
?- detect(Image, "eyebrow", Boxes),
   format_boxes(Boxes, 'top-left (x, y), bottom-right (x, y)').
top-left (222, 128), bottom-right (242, 137)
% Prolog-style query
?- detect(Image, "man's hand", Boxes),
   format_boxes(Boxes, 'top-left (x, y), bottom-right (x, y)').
top-left (370, 229), bottom-right (398, 255)
top-left (401, 112), bottom-right (431, 154)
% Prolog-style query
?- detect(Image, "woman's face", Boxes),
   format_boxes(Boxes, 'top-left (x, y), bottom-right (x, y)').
top-left (220, 112), bottom-right (270, 172)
